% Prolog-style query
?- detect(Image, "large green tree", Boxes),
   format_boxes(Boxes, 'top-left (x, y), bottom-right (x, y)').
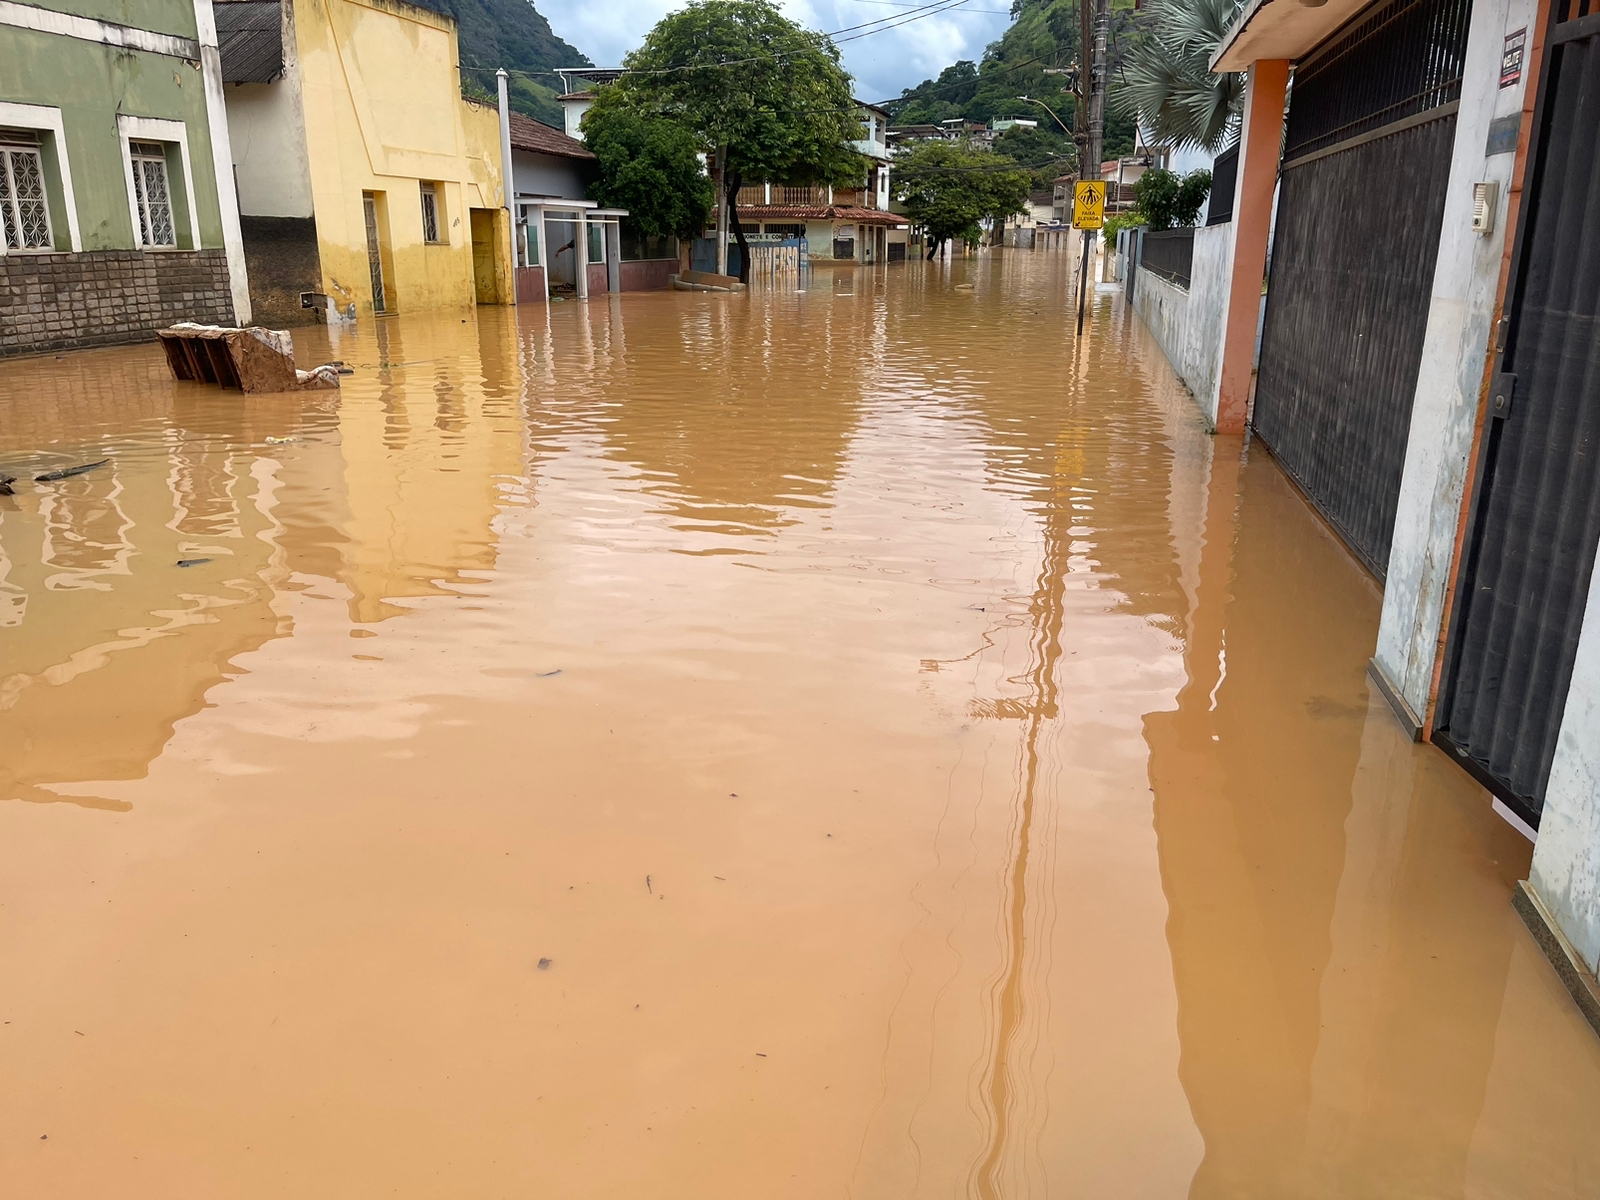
top-left (604, 0), bottom-right (866, 283)
top-left (582, 102), bottom-right (714, 240)
top-left (894, 141), bottom-right (1033, 259)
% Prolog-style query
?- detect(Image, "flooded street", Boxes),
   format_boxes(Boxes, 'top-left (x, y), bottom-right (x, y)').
top-left (4, 252), bottom-right (1600, 1197)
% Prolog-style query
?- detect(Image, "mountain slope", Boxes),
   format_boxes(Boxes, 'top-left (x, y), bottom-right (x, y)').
top-left (890, 0), bottom-right (1143, 161)
top-left (414, 0), bottom-right (590, 125)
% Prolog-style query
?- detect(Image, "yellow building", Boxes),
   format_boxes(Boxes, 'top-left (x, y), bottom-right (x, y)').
top-left (218, 0), bottom-right (511, 324)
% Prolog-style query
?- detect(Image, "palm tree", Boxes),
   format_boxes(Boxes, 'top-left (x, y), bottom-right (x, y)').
top-left (1113, 0), bottom-right (1244, 153)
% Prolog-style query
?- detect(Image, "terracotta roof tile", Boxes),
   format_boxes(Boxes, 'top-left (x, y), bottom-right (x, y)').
top-left (507, 113), bottom-right (595, 161)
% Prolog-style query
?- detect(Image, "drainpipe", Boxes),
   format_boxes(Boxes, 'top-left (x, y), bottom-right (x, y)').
top-left (496, 69), bottom-right (517, 307)
top-left (192, 0), bottom-right (251, 324)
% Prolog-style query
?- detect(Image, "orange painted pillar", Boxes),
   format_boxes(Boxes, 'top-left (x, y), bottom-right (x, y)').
top-left (1215, 60), bottom-right (1290, 434)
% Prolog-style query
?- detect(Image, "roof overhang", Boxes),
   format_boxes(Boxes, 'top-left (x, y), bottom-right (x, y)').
top-left (1211, 0), bottom-right (1373, 72)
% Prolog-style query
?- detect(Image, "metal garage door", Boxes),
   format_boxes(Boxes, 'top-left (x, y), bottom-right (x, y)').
top-left (1435, 0), bottom-right (1600, 828)
top-left (1251, 0), bottom-right (1472, 577)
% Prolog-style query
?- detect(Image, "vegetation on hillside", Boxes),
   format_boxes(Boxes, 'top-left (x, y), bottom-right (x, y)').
top-left (888, 0), bottom-right (1144, 161)
top-left (418, 0), bottom-right (589, 126)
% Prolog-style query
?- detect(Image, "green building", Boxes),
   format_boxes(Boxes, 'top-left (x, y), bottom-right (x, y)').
top-left (1, 0), bottom-right (250, 356)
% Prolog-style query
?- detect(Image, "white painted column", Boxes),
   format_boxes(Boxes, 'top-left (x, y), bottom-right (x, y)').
top-left (1530, 560), bottom-right (1600, 975)
top-left (497, 69), bottom-right (517, 307)
top-left (575, 211), bottom-right (589, 298)
top-left (192, 0), bottom-right (251, 323)
top-left (538, 208), bottom-right (550, 301)
top-left (1372, 0), bottom-right (1539, 732)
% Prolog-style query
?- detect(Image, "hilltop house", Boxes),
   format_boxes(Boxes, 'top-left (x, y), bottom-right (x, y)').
top-left (217, 0), bottom-right (510, 323)
top-left (0, 0), bottom-right (250, 355)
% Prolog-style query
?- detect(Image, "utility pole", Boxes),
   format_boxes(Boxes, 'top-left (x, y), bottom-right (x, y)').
top-left (1075, 0), bottom-right (1109, 334)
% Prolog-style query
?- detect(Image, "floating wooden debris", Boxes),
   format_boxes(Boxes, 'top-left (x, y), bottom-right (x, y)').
top-left (157, 324), bottom-right (341, 393)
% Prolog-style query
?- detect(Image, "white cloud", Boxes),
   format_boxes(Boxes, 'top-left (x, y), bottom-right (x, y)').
top-left (535, 0), bottom-right (1014, 105)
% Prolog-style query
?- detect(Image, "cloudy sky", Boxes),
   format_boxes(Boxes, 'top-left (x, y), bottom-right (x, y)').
top-left (537, 0), bottom-right (1017, 105)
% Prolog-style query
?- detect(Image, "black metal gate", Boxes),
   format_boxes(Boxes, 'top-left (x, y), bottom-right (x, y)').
top-left (1251, 0), bottom-right (1472, 576)
top-left (1435, 1), bottom-right (1600, 828)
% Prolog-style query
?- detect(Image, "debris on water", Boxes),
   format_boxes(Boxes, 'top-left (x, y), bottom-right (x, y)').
top-left (336, 367), bottom-right (354, 375)
top-left (536, 669), bottom-right (562, 678)
top-left (537, 958), bottom-right (552, 970)
top-left (714, 876), bottom-right (726, 881)
top-left (176, 558), bottom-right (212, 568)
top-left (646, 875), bottom-right (652, 894)
top-left (264, 436), bottom-right (296, 444)
top-left (755, 1052), bottom-right (767, 1057)
top-left (34, 459), bottom-right (109, 482)
top-left (0, 473), bottom-right (14, 496)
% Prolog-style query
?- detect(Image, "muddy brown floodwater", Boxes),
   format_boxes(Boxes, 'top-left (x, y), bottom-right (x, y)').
top-left (3, 254), bottom-right (1599, 1198)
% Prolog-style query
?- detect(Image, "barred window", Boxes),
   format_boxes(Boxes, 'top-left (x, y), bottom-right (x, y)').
top-left (0, 132), bottom-right (52, 251)
top-left (130, 140), bottom-right (175, 247)
top-left (420, 181), bottom-right (441, 243)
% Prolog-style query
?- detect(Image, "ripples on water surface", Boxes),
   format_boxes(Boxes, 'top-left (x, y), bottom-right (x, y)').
top-left (2, 255), bottom-right (1599, 1198)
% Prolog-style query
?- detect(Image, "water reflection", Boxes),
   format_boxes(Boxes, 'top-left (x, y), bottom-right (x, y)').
top-left (2, 257), bottom-right (1598, 1198)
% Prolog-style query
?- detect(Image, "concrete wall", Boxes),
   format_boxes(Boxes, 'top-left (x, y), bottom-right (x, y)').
top-left (1130, 223), bottom-right (1231, 427)
top-left (291, 0), bottom-right (504, 315)
top-left (0, 249), bottom-right (232, 356)
top-left (1373, 0), bottom-right (1540, 728)
top-left (1531, 559), bottom-right (1600, 977)
top-left (239, 215), bottom-right (321, 325)
top-left (511, 148), bottom-right (590, 201)
top-left (227, 84), bottom-right (314, 218)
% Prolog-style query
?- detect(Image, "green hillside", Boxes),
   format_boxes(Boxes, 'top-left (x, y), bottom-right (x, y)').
top-left (415, 0), bottom-right (590, 125)
top-left (890, 0), bottom-right (1144, 164)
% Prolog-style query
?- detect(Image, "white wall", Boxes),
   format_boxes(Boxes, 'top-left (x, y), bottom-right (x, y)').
top-left (511, 148), bottom-right (589, 201)
top-left (1373, 0), bottom-right (1538, 727)
top-left (1131, 223), bottom-right (1231, 427)
top-left (1531, 560), bottom-right (1600, 974)
top-left (226, 81), bottom-right (313, 217)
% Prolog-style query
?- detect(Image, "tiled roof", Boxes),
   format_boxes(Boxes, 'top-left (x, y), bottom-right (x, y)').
top-left (215, 0), bottom-right (283, 84)
top-left (735, 204), bottom-right (905, 226)
top-left (508, 113), bottom-right (595, 161)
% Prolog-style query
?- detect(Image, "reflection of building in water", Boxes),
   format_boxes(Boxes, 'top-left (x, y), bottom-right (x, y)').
top-left (332, 311), bottom-right (527, 622)
top-left (0, 350), bottom-right (343, 807)
top-left (559, 297), bottom-right (865, 541)
top-left (1143, 439), bottom-right (1600, 1194)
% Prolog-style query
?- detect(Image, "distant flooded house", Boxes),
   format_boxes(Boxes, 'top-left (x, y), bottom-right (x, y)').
top-left (728, 101), bottom-right (908, 264)
top-left (216, 0), bottom-right (510, 324)
top-left (0, 0), bottom-right (251, 356)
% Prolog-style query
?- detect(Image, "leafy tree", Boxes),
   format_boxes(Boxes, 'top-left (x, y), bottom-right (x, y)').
top-left (992, 123), bottom-right (1077, 188)
top-left (1131, 166), bottom-right (1213, 229)
top-left (604, 0), bottom-right (865, 283)
top-left (582, 102), bottom-right (714, 240)
top-left (894, 141), bottom-right (1033, 258)
top-left (1113, 0), bottom-right (1244, 153)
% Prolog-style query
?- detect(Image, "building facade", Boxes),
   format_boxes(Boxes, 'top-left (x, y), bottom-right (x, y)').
top-left (1128, 0), bottom-right (1600, 1035)
top-left (218, 0), bottom-right (509, 324)
top-left (727, 103), bottom-right (908, 264)
top-left (1, 0), bottom-right (250, 356)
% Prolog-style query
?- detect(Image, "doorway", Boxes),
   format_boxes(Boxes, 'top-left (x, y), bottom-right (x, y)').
top-left (362, 191), bottom-right (389, 314)
top-left (470, 208), bottom-right (499, 304)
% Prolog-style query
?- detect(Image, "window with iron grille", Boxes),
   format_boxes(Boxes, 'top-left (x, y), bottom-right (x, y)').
top-left (1283, 0), bottom-right (1472, 160)
top-left (420, 181), bottom-right (442, 243)
top-left (130, 140), bottom-right (176, 246)
top-left (0, 130), bottom-right (53, 251)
